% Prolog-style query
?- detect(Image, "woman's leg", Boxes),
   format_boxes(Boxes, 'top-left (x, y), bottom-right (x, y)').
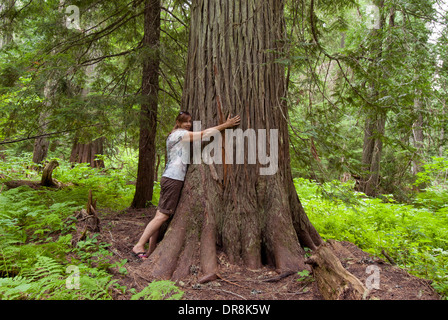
top-left (132, 210), bottom-right (169, 255)
top-left (147, 230), bottom-right (159, 256)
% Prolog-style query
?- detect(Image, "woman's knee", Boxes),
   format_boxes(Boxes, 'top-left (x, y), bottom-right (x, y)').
top-left (155, 210), bottom-right (170, 222)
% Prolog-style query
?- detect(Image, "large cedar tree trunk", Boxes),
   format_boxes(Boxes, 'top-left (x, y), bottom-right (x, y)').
top-left (139, 0), bottom-right (322, 281)
top-left (131, 0), bottom-right (160, 208)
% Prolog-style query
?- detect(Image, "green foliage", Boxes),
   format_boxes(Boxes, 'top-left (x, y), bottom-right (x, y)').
top-left (296, 270), bottom-right (312, 282)
top-left (0, 255), bottom-right (120, 300)
top-left (411, 154), bottom-right (448, 211)
top-left (0, 153), bottom-right (177, 300)
top-left (415, 155), bottom-right (448, 187)
top-left (53, 160), bottom-right (136, 210)
top-left (130, 280), bottom-right (184, 300)
top-left (295, 177), bottom-right (448, 299)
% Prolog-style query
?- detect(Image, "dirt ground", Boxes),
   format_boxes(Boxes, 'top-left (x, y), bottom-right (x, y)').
top-left (89, 207), bottom-right (440, 301)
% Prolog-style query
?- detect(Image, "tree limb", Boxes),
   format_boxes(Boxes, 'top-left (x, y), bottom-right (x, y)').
top-left (0, 123), bottom-right (102, 145)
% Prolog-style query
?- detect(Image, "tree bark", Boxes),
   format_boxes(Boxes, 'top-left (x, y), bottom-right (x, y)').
top-left (41, 160), bottom-right (59, 187)
top-left (139, 0), bottom-right (322, 281)
top-left (32, 136), bottom-right (50, 165)
top-left (70, 136), bottom-right (105, 168)
top-left (355, 0), bottom-right (386, 197)
top-left (131, 0), bottom-right (160, 208)
top-left (305, 242), bottom-right (367, 300)
top-left (32, 80), bottom-right (53, 165)
top-left (412, 95), bottom-right (425, 189)
top-left (356, 110), bottom-right (386, 196)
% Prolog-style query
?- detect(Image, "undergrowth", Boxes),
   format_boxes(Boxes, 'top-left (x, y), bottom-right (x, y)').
top-left (0, 153), bottom-right (175, 300)
top-left (1, 152), bottom-right (447, 299)
top-left (295, 176), bottom-right (448, 299)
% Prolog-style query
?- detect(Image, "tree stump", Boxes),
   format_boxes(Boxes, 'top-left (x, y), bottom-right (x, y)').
top-left (40, 160), bottom-right (59, 187)
top-left (305, 242), bottom-right (367, 300)
top-left (75, 190), bottom-right (101, 242)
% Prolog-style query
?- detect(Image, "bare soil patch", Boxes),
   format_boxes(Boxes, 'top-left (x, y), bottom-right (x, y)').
top-left (87, 208), bottom-right (440, 300)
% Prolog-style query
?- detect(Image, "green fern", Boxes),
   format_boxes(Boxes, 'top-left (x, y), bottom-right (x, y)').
top-left (0, 255), bottom-right (119, 300)
top-left (131, 280), bottom-right (184, 300)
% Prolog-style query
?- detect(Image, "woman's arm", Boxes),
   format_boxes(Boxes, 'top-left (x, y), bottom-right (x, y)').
top-left (183, 114), bottom-right (240, 142)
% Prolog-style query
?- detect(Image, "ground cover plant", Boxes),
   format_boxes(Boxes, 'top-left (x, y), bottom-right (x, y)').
top-left (0, 154), bottom-right (446, 299)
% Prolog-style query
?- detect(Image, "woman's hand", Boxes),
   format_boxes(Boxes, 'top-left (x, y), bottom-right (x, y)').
top-left (224, 114), bottom-right (241, 128)
top-left (186, 114), bottom-right (241, 142)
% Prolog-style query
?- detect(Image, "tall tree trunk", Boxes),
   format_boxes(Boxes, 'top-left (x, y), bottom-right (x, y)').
top-left (32, 81), bottom-right (53, 164)
top-left (355, 0), bottom-right (386, 197)
top-left (69, 39), bottom-right (105, 169)
top-left (412, 95), bottom-right (425, 189)
top-left (356, 109), bottom-right (386, 196)
top-left (440, 100), bottom-right (446, 157)
top-left (33, 1), bottom-right (67, 165)
top-left (139, 0), bottom-right (322, 282)
top-left (0, 0), bottom-right (14, 48)
top-left (131, 0), bottom-right (160, 208)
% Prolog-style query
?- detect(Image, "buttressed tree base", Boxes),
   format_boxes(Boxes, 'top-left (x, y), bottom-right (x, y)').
top-left (137, 2), bottom-right (363, 298)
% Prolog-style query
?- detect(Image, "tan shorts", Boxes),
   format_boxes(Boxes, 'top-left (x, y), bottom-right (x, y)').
top-left (158, 176), bottom-right (184, 215)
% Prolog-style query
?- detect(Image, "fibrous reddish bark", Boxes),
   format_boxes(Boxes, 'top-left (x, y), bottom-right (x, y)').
top-left (139, 0), bottom-right (322, 281)
top-left (70, 137), bottom-right (105, 168)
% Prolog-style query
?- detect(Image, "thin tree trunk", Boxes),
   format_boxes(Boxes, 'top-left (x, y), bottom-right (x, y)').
top-left (440, 100), bottom-right (446, 157)
top-left (131, 0), bottom-right (160, 208)
top-left (32, 82), bottom-right (52, 164)
top-left (412, 96), bottom-right (425, 177)
top-left (357, 109), bottom-right (386, 196)
top-left (32, 136), bottom-right (50, 164)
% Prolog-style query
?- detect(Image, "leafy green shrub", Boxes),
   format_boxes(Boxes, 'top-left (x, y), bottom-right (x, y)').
top-left (53, 160), bottom-right (135, 210)
top-left (0, 152), bottom-right (166, 300)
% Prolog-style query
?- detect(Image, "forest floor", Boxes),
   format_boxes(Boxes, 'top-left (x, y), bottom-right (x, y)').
top-left (90, 206), bottom-right (440, 301)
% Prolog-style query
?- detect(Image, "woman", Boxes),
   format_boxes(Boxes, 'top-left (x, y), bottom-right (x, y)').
top-left (132, 111), bottom-right (240, 259)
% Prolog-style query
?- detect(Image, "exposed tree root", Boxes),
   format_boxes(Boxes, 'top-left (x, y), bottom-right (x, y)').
top-left (137, 165), bottom-right (323, 285)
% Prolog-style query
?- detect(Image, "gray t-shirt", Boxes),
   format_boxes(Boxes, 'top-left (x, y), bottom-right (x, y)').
top-left (162, 129), bottom-right (189, 181)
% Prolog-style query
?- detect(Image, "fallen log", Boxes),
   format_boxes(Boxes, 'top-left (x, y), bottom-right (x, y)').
top-left (305, 242), bottom-right (367, 300)
top-left (5, 160), bottom-right (62, 189)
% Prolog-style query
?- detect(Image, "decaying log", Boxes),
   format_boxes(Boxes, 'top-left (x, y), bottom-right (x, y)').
top-left (305, 242), bottom-right (367, 300)
top-left (4, 180), bottom-right (41, 189)
top-left (5, 160), bottom-right (63, 190)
